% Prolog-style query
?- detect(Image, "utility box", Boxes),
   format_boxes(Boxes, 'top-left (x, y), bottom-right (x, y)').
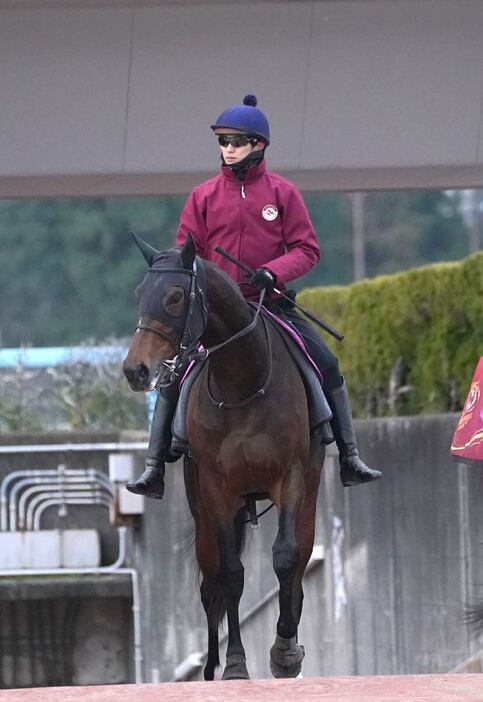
top-left (118, 486), bottom-right (144, 516)
top-left (24, 530), bottom-right (61, 568)
top-left (0, 532), bottom-right (24, 569)
top-left (61, 529), bottom-right (101, 567)
top-left (109, 453), bottom-right (135, 483)
top-left (0, 529), bottom-right (101, 569)
top-left (109, 453), bottom-right (144, 516)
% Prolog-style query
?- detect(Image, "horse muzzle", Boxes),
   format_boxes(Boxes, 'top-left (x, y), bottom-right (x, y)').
top-left (123, 327), bottom-right (176, 392)
top-left (123, 360), bottom-right (152, 392)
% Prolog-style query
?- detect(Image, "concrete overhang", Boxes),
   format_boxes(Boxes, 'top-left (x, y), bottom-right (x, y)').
top-left (2, 164), bottom-right (483, 200)
top-left (1, 0), bottom-right (482, 198)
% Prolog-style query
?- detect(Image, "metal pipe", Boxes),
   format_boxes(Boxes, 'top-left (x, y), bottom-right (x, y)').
top-left (2, 467), bottom-right (116, 531)
top-left (0, 526), bottom-right (143, 684)
top-left (0, 442), bottom-right (148, 454)
top-left (8, 473), bottom-right (88, 532)
top-left (85, 468), bottom-right (116, 496)
top-left (32, 496), bottom-right (112, 531)
top-left (9, 475), bottom-right (109, 531)
top-left (19, 479), bottom-right (113, 528)
top-left (18, 480), bottom-right (113, 530)
top-left (1, 469), bottom-right (86, 531)
top-left (26, 491), bottom-right (111, 531)
top-left (130, 567), bottom-right (143, 683)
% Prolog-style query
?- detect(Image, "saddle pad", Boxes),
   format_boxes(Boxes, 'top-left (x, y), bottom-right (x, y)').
top-left (171, 360), bottom-right (205, 454)
top-left (262, 309), bottom-right (332, 433)
top-left (171, 313), bottom-right (332, 453)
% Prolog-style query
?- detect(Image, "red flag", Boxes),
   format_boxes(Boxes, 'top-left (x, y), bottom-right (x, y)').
top-left (451, 356), bottom-right (483, 467)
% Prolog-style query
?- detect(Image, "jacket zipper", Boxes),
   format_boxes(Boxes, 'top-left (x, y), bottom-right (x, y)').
top-left (237, 183), bottom-right (245, 277)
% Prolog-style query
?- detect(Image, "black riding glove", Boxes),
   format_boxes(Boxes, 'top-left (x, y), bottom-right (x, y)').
top-left (249, 267), bottom-right (277, 292)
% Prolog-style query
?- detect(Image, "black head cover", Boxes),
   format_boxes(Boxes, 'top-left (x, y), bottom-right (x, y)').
top-left (133, 233), bottom-right (207, 351)
top-left (180, 233), bottom-right (196, 270)
top-left (131, 231), bottom-right (159, 266)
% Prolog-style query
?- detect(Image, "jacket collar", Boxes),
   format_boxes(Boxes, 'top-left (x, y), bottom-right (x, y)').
top-left (221, 158), bottom-right (266, 184)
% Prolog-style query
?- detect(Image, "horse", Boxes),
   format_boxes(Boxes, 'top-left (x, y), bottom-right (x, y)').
top-left (123, 233), bottom-right (326, 680)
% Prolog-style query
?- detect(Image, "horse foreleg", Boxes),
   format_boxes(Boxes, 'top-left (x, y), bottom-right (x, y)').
top-left (195, 521), bottom-right (223, 681)
top-left (271, 503), bottom-right (305, 678)
top-left (218, 521), bottom-right (249, 680)
top-left (270, 468), bottom-right (318, 678)
top-left (200, 578), bottom-right (221, 680)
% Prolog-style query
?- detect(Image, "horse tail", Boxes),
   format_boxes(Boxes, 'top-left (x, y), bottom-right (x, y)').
top-left (464, 600), bottom-right (483, 638)
top-left (206, 505), bottom-right (249, 628)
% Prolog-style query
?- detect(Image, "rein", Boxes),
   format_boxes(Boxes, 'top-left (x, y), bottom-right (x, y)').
top-left (206, 311), bottom-right (272, 409)
top-left (191, 287), bottom-right (266, 362)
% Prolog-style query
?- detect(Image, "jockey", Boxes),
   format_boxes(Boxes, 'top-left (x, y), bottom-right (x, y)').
top-left (127, 95), bottom-right (382, 499)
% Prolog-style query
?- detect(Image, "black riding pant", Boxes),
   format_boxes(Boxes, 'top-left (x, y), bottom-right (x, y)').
top-left (279, 309), bottom-right (342, 393)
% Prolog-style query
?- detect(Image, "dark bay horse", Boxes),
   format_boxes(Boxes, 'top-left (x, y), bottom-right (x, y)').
top-left (123, 234), bottom-right (326, 680)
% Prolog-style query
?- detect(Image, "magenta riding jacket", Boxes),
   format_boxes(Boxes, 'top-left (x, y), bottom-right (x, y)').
top-left (176, 160), bottom-right (320, 300)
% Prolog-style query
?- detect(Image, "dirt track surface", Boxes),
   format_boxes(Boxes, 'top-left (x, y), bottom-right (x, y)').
top-left (2, 675), bottom-right (483, 702)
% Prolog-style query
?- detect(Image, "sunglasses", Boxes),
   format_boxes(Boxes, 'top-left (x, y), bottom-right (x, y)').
top-left (217, 134), bottom-right (258, 148)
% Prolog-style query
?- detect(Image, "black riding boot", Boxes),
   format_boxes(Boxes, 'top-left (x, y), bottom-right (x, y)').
top-left (326, 380), bottom-right (382, 487)
top-left (126, 388), bottom-right (181, 499)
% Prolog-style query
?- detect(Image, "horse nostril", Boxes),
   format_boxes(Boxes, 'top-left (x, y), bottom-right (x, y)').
top-left (137, 362), bottom-right (149, 384)
top-left (123, 362), bottom-right (150, 389)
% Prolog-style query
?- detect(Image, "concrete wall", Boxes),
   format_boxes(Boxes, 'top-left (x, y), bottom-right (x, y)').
top-left (0, 596), bottom-right (133, 688)
top-left (1, 0), bottom-right (483, 197)
top-left (0, 433), bottom-right (138, 688)
top-left (133, 413), bottom-right (483, 681)
top-left (1, 416), bottom-right (482, 686)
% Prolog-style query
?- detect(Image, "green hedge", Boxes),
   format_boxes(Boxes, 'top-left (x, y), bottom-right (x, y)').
top-left (298, 251), bottom-right (483, 417)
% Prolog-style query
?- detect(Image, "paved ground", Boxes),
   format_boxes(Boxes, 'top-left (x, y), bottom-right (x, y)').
top-left (2, 675), bottom-right (483, 702)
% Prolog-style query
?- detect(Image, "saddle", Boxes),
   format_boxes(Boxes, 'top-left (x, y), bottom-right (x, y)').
top-left (171, 309), bottom-right (333, 455)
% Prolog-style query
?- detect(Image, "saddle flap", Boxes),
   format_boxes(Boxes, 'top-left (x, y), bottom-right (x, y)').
top-left (261, 309), bottom-right (332, 433)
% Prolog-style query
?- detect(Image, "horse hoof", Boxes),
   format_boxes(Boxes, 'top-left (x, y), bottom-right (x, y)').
top-left (270, 636), bottom-right (305, 679)
top-left (222, 654), bottom-right (250, 680)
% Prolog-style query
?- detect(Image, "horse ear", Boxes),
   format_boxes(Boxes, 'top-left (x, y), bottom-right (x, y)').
top-left (180, 233), bottom-right (196, 270)
top-left (131, 231), bottom-right (159, 266)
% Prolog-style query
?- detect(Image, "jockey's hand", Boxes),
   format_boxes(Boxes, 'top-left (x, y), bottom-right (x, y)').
top-left (249, 267), bottom-right (277, 292)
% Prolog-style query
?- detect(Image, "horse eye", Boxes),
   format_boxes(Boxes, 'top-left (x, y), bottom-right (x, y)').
top-left (162, 287), bottom-right (186, 317)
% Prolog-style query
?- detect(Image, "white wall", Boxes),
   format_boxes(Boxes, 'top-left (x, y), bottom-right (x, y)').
top-left (1, 0), bottom-right (483, 197)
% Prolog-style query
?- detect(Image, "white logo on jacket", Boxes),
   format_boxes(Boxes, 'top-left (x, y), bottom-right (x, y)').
top-left (262, 204), bottom-right (278, 222)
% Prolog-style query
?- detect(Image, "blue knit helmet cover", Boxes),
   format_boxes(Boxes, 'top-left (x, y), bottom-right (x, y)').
top-left (211, 95), bottom-right (270, 144)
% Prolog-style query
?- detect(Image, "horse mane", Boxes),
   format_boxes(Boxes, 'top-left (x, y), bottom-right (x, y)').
top-left (203, 258), bottom-right (252, 305)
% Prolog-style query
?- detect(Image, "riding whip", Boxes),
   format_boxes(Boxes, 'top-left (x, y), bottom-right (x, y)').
top-left (214, 245), bottom-right (344, 342)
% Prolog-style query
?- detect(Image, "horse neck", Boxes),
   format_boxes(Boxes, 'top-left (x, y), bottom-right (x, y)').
top-left (201, 263), bottom-right (269, 401)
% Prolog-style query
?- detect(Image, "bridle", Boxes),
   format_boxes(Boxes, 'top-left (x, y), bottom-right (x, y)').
top-left (136, 262), bottom-right (204, 349)
top-left (134, 256), bottom-right (267, 390)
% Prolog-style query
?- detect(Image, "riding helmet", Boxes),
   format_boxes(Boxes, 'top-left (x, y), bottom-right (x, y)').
top-left (211, 95), bottom-right (270, 145)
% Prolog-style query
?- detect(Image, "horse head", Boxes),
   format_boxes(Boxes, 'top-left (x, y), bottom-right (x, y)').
top-left (123, 233), bottom-right (206, 391)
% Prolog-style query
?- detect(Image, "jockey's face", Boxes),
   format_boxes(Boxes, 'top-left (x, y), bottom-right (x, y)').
top-left (215, 128), bottom-right (264, 165)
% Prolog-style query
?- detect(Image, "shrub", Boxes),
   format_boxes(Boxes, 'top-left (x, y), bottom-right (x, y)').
top-left (298, 252), bottom-right (483, 417)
